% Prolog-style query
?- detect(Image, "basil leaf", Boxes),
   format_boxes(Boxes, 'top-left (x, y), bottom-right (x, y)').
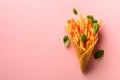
top-left (81, 33), bottom-right (86, 42)
top-left (63, 35), bottom-right (70, 47)
top-left (94, 23), bottom-right (99, 33)
top-left (94, 50), bottom-right (104, 59)
top-left (87, 15), bottom-right (94, 20)
top-left (92, 19), bottom-right (98, 23)
top-left (72, 8), bottom-right (77, 15)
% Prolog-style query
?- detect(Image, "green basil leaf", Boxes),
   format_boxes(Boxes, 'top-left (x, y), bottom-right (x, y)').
top-left (63, 35), bottom-right (70, 47)
top-left (94, 23), bottom-right (99, 33)
top-left (81, 33), bottom-right (86, 42)
top-left (72, 8), bottom-right (78, 15)
top-left (92, 19), bottom-right (98, 23)
top-left (87, 15), bottom-right (94, 20)
top-left (94, 50), bottom-right (104, 59)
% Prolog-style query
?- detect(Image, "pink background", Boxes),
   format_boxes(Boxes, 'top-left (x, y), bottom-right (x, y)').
top-left (0, 0), bottom-right (120, 80)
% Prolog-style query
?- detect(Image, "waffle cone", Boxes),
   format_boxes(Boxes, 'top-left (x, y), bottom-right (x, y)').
top-left (73, 38), bottom-right (98, 73)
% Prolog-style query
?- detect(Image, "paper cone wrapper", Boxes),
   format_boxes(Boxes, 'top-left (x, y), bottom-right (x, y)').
top-left (73, 38), bottom-right (98, 73)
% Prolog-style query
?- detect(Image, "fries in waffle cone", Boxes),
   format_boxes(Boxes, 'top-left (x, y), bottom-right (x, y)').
top-left (65, 15), bottom-right (102, 73)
